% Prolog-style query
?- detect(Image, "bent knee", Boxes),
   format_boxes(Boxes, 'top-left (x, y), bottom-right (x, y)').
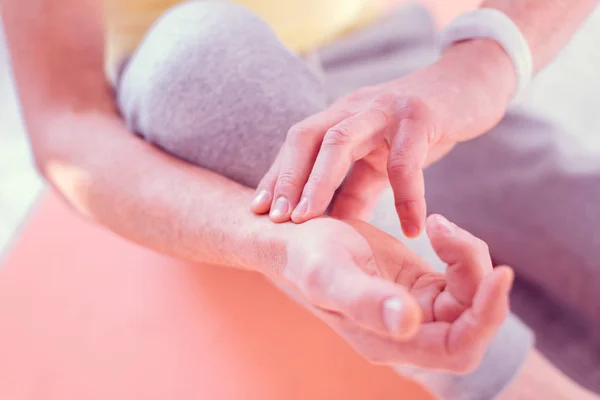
top-left (117, 0), bottom-right (326, 187)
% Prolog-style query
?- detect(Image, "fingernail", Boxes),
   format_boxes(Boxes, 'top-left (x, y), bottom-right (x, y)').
top-left (383, 297), bottom-right (404, 336)
top-left (251, 190), bottom-right (270, 209)
top-left (292, 196), bottom-right (309, 219)
top-left (401, 221), bottom-right (420, 238)
top-left (270, 197), bottom-right (290, 220)
top-left (434, 214), bottom-right (456, 235)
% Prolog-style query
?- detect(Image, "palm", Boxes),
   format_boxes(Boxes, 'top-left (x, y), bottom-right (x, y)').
top-left (345, 219), bottom-right (469, 321)
top-left (314, 218), bottom-right (512, 371)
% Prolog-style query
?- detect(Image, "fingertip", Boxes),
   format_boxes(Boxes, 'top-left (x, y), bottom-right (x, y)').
top-left (290, 196), bottom-right (311, 223)
top-left (291, 193), bottom-right (335, 224)
top-left (250, 189), bottom-right (272, 214)
top-left (401, 221), bottom-right (421, 238)
top-left (402, 298), bottom-right (423, 338)
top-left (492, 265), bottom-right (515, 293)
top-left (426, 214), bottom-right (456, 237)
top-left (269, 196), bottom-right (292, 223)
top-left (290, 212), bottom-right (318, 224)
top-left (382, 293), bottom-right (422, 339)
top-left (425, 214), bottom-right (461, 257)
top-left (397, 201), bottom-right (426, 238)
top-left (290, 213), bottom-right (307, 224)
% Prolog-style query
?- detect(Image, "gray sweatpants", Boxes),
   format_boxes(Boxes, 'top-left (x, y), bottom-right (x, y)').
top-left (115, 0), bottom-right (600, 397)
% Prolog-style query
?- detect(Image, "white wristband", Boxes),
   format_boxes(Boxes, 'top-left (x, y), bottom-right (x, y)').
top-left (438, 8), bottom-right (533, 101)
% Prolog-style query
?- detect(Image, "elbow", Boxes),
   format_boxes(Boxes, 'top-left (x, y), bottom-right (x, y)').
top-left (30, 137), bottom-right (53, 183)
top-left (28, 123), bottom-right (63, 183)
top-left (26, 123), bottom-right (97, 220)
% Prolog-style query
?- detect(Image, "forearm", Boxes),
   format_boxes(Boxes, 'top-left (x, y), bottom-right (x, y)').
top-left (1, 0), bottom-right (289, 275)
top-left (499, 350), bottom-right (598, 400)
top-left (419, 0), bottom-right (597, 142)
top-left (482, 0), bottom-right (598, 72)
top-left (34, 110), bottom-right (287, 274)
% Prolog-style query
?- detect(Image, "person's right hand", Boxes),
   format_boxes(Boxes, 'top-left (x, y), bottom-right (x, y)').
top-left (276, 214), bottom-right (513, 372)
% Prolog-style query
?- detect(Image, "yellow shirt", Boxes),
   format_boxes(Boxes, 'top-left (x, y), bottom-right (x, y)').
top-left (104, 0), bottom-right (383, 80)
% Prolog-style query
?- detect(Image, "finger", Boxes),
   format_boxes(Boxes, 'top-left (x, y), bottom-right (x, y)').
top-left (311, 268), bottom-right (512, 372)
top-left (388, 266), bottom-right (513, 371)
top-left (303, 254), bottom-right (422, 339)
top-left (329, 149), bottom-right (388, 221)
top-left (251, 147), bottom-right (283, 214)
top-left (292, 104), bottom-right (392, 223)
top-left (341, 218), bottom-right (434, 286)
top-left (427, 214), bottom-right (493, 307)
top-left (270, 111), bottom-right (347, 223)
top-left (446, 266), bottom-right (513, 360)
top-left (386, 100), bottom-right (432, 238)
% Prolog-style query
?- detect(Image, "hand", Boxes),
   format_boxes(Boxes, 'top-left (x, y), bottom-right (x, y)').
top-left (277, 215), bottom-right (423, 339)
top-left (277, 213), bottom-right (513, 372)
top-left (251, 40), bottom-right (515, 237)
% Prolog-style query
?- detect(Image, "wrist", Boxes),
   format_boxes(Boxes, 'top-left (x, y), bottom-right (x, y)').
top-left (442, 38), bottom-right (516, 97)
top-left (432, 38), bottom-right (517, 138)
top-left (242, 210), bottom-right (294, 280)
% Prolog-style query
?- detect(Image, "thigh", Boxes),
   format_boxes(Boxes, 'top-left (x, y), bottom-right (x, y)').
top-left (117, 0), bottom-right (327, 188)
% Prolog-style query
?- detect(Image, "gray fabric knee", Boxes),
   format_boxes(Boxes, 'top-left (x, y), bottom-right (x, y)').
top-left (117, 0), bottom-right (327, 188)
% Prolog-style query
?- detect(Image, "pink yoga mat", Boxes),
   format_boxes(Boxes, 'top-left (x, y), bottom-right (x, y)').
top-left (0, 192), bottom-right (432, 399)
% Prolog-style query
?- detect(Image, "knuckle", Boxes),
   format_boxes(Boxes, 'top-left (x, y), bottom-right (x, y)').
top-left (304, 172), bottom-right (326, 193)
top-left (274, 170), bottom-right (301, 193)
top-left (306, 167), bottom-right (337, 189)
top-left (287, 123), bottom-right (315, 145)
top-left (398, 96), bottom-right (439, 143)
top-left (394, 198), bottom-right (419, 212)
top-left (387, 159), bottom-right (419, 180)
top-left (369, 105), bottom-right (391, 127)
top-left (397, 95), bottom-right (430, 120)
top-left (323, 124), bottom-right (354, 147)
top-left (372, 93), bottom-right (397, 112)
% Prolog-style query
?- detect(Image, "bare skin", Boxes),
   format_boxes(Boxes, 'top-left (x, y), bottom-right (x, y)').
top-left (0, 0), bottom-right (597, 397)
top-left (0, 0), bottom-right (509, 371)
top-left (253, 0), bottom-right (599, 237)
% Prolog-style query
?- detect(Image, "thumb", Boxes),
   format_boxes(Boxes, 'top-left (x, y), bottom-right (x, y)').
top-left (306, 254), bottom-right (422, 339)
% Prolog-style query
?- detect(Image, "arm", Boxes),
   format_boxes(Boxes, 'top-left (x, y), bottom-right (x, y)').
top-left (0, 0), bottom-right (522, 372)
top-left (500, 350), bottom-right (599, 400)
top-left (253, 0), bottom-right (598, 235)
top-left (439, 0), bottom-right (599, 128)
top-left (0, 0), bottom-right (285, 273)
top-left (479, 0), bottom-right (598, 73)
top-left (0, 0), bottom-right (431, 342)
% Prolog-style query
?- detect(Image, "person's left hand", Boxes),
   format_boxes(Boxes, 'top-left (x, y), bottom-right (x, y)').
top-left (250, 40), bottom-right (515, 237)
